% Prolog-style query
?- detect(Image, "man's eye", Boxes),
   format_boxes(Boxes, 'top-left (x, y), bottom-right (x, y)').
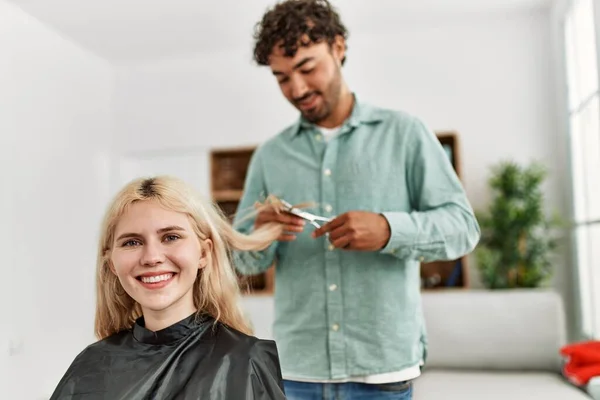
top-left (300, 68), bottom-right (314, 74)
top-left (278, 77), bottom-right (290, 84)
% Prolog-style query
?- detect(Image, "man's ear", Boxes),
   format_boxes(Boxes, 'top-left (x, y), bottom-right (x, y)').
top-left (332, 35), bottom-right (346, 66)
top-left (199, 239), bottom-right (213, 269)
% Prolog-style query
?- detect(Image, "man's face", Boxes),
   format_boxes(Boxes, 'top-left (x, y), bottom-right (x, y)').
top-left (268, 38), bottom-right (345, 124)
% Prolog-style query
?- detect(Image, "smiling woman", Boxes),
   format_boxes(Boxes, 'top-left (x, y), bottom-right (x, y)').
top-left (49, 176), bottom-right (287, 400)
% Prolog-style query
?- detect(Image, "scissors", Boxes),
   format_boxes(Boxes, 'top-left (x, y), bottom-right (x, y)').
top-left (279, 199), bottom-right (333, 229)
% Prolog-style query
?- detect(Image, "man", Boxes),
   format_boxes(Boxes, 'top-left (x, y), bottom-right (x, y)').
top-left (233, 0), bottom-right (481, 399)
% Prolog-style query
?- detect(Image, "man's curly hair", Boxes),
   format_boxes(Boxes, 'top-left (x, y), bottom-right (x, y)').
top-left (253, 0), bottom-right (349, 66)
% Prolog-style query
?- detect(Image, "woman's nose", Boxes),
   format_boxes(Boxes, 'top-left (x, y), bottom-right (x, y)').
top-left (140, 243), bottom-right (165, 266)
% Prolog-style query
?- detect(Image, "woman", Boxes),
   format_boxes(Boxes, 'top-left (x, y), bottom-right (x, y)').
top-left (50, 176), bottom-right (287, 400)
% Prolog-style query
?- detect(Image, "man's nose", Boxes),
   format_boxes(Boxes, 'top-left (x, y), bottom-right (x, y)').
top-left (290, 75), bottom-right (309, 100)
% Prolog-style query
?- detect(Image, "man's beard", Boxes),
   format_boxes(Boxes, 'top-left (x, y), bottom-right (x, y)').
top-left (299, 94), bottom-right (329, 123)
top-left (297, 70), bottom-right (342, 124)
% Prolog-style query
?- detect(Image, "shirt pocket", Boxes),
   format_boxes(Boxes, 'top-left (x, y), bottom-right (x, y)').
top-left (336, 160), bottom-right (407, 211)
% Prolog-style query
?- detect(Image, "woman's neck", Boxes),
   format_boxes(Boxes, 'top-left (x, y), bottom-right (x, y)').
top-left (142, 300), bottom-right (197, 332)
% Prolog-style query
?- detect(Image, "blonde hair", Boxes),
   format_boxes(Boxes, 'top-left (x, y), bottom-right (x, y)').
top-left (94, 176), bottom-right (283, 340)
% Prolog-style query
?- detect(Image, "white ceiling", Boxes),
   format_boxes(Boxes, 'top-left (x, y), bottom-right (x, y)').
top-left (7, 0), bottom-right (555, 63)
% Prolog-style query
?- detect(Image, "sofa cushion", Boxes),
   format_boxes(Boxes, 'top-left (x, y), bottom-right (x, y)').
top-left (421, 289), bottom-right (567, 371)
top-left (587, 376), bottom-right (600, 400)
top-left (413, 370), bottom-right (590, 400)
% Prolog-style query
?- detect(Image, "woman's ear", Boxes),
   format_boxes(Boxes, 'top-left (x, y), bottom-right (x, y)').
top-left (199, 239), bottom-right (213, 269)
top-left (105, 252), bottom-right (117, 275)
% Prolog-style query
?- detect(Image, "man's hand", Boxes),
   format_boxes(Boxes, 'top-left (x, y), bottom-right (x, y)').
top-left (311, 211), bottom-right (391, 251)
top-left (254, 208), bottom-right (305, 242)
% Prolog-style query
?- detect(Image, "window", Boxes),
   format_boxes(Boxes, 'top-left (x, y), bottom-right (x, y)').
top-left (564, 0), bottom-right (600, 338)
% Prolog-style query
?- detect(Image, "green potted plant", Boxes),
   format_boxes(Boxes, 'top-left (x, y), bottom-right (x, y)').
top-left (475, 160), bottom-right (563, 289)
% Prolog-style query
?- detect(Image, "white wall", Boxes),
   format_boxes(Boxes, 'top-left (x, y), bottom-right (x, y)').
top-left (0, 2), bottom-right (114, 398)
top-left (112, 7), bottom-right (574, 337)
top-left (115, 8), bottom-right (565, 211)
top-left (0, 1), bottom-right (577, 397)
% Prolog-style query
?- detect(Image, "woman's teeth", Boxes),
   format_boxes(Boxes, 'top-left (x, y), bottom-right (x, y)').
top-left (140, 273), bottom-right (173, 284)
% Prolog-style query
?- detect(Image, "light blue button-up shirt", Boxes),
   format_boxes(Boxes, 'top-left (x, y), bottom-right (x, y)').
top-left (232, 97), bottom-right (480, 381)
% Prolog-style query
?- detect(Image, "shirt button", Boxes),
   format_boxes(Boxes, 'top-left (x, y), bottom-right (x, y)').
top-left (419, 256), bottom-right (425, 262)
top-left (332, 324), bottom-right (340, 332)
top-left (324, 169), bottom-right (332, 176)
top-left (328, 244), bottom-right (335, 251)
top-left (324, 204), bottom-right (333, 213)
top-left (315, 134), bottom-right (323, 141)
top-left (329, 284), bottom-right (338, 291)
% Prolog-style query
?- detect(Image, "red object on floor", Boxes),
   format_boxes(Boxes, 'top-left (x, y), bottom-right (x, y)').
top-left (560, 341), bottom-right (600, 385)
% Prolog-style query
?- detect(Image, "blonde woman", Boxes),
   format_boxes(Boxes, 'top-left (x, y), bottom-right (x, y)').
top-left (50, 176), bottom-right (287, 400)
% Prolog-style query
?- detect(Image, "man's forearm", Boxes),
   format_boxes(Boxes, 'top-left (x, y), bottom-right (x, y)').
top-left (380, 203), bottom-right (480, 262)
top-left (232, 243), bottom-right (278, 276)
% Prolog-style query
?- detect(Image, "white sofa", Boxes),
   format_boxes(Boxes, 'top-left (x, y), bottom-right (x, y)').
top-left (414, 289), bottom-right (591, 400)
top-left (243, 289), bottom-right (595, 399)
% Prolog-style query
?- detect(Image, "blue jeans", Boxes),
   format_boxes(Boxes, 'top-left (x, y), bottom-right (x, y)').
top-left (283, 380), bottom-right (413, 400)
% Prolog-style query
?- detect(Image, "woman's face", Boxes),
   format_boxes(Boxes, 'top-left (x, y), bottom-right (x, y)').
top-left (110, 200), bottom-right (210, 323)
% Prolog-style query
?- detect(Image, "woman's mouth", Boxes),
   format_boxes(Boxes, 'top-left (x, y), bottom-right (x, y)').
top-left (136, 272), bottom-right (176, 290)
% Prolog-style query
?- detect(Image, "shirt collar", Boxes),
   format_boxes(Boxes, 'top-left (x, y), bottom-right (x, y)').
top-left (290, 94), bottom-right (383, 138)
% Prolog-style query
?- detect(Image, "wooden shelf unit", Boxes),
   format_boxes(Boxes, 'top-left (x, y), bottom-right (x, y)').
top-left (210, 131), bottom-right (469, 294)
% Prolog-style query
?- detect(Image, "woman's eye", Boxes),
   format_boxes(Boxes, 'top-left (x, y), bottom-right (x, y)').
top-left (164, 234), bottom-right (180, 242)
top-left (122, 239), bottom-right (141, 247)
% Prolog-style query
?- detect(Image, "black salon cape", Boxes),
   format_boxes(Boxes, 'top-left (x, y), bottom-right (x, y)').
top-left (49, 313), bottom-right (287, 400)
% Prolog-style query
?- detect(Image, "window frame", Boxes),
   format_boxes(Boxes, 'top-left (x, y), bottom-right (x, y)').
top-left (562, 0), bottom-right (600, 340)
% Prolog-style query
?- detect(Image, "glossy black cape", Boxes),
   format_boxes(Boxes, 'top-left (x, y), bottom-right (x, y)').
top-left (50, 313), bottom-right (287, 400)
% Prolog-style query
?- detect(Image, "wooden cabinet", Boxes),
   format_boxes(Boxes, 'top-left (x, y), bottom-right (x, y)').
top-left (210, 146), bottom-right (269, 293)
top-left (211, 131), bottom-right (469, 294)
top-left (420, 131), bottom-right (470, 290)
